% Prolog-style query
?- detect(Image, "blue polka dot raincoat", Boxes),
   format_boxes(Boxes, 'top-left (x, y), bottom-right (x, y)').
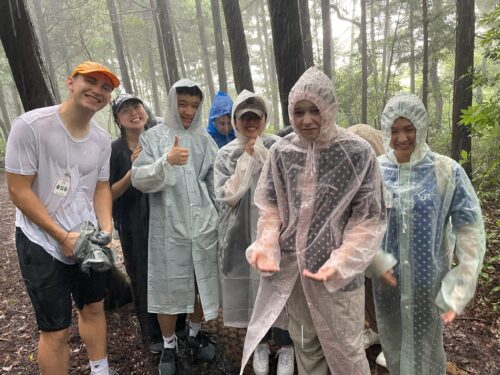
top-left (373, 93), bottom-right (486, 375)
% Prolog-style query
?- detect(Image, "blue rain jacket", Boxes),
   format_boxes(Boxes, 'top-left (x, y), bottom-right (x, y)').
top-left (207, 91), bottom-right (235, 148)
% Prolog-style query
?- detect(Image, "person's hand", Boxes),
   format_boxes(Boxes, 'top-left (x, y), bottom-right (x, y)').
top-left (167, 135), bottom-right (189, 165)
top-left (380, 269), bottom-right (397, 287)
top-left (245, 139), bottom-right (256, 156)
top-left (441, 310), bottom-right (457, 325)
top-left (131, 145), bottom-right (142, 163)
top-left (249, 251), bottom-right (279, 272)
top-left (60, 232), bottom-right (79, 257)
top-left (303, 265), bottom-right (338, 282)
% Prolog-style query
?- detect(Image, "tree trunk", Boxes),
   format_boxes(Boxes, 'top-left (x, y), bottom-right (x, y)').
top-left (106, 0), bottom-right (132, 92)
top-left (370, 0), bottom-right (380, 119)
top-left (150, 0), bottom-right (170, 90)
top-left (10, 84), bottom-right (23, 117)
top-left (360, 0), bottom-right (368, 124)
top-left (422, 0), bottom-right (429, 109)
top-left (267, 0), bottom-right (305, 126)
top-left (195, 0), bottom-right (215, 101)
top-left (408, 0), bottom-right (416, 93)
top-left (221, 0), bottom-right (254, 93)
top-left (255, 5), bottom-right (270, 91)
top-left (33, 0), bottom-right (60, 102)
top-left (381, 0), bottom-right (390, 88)
top-left (157, 0), bottom-right (179, 88)
top-left (298, 0), bottom-right (314, 68)
top-left (260, 0), bottom-right (280, 130)
top-left (211, 0), bottom-right (228, 92)
top-left (0, 0), bottom-right (56, 111)
top-left (429, 58), bottom-right (442, 128)
top-left (321, 0), bottom-right (332, 78)
top-left (147, 35), bottom-right (161, 115)
top-left (451, 0), bottom-right (474, 177)
top-left (168, 0), bottom-right (187, 78)
top-left (349, 0), bottom-right (357, 67)
top-left (0, 86), bottom-right (11, 138)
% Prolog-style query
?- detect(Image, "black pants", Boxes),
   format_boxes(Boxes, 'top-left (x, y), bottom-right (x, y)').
top-left (261, 327), bottom-right (293, 347)
top-left (118, 228), bottom-right (162, 343)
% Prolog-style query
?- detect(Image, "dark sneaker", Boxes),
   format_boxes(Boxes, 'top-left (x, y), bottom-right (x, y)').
top-left (158, 348), bottom-right (178, 375)
top-left (149, 341), bottom-right (164, 354)
top-left (175, 325), bottom-right (189, 342)
top-left (187, 331), bottom-right (216, 362)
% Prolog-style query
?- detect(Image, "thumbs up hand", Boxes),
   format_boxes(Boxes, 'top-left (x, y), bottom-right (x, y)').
top-left (167, 135), bottom-right (189, 165)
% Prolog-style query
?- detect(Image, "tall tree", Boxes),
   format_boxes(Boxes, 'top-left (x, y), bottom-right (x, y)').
top-left (168, 1), bottom-right (187, 78)
top-left (33, 0), bottom-right (61, 102)
top-left (298, 0), bottom-right (314, 68)
top-left (267, 0), bottom-right (306, 125)
top-left (150, 0), bottom-right (170, 90)
top-left (360, 0), bottom-right (368, 123)
top-left (195, 0), bottom-right (215, 100)
top-left (422, 0), bottom-right (429, 108)
top-left (0, 0), bottom-right (56, 110)
top-left (451, 0), bottom-right (475, 177)
top-left (147, 32), bottom-right (161, 115)
top-left (0, 86), bottom-right (11, 138)
top-left (157, 0), bottom-right (179, 88)
top-left (260, 0), bottom-right (280, 130)
top-left (221, 0), bottom-right (254, 93)
top-left (211, 0), bottom-right (228, 92)
top-left (369, 0), bottom-right (381, 117)
top-left (408, 0), bottom-right (416, 93)
top-left (106, 0), bottom-right (132, 92)
top-left (321, 0), bottom-right (332, 78)
top-left (381, 0), bottom-right (390, 89)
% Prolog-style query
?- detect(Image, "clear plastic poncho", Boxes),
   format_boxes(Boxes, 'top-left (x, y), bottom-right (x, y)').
top-left (214, 90), bottom-right (279, 327)
top-left (131, 79), bottom-right (220, 320)
top-left (240, 67), bottom-right (386, 374)
top-left (373, 93), bottom-right (486, 374)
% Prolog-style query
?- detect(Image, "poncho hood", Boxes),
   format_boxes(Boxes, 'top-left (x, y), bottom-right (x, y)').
top-left (231, 90), bottom-right (271, 143)
top-left (288, 66), bottom-right (338, 146)
top-left (381, 93), bottom-right (429, 164)
top-left (207, 91), bottom-right (235, 146)
top-left (163, 78), bottom-right (204, 132)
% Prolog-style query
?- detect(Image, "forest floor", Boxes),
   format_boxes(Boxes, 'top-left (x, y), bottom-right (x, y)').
top-left (0, 171), bottom-right (498, 374)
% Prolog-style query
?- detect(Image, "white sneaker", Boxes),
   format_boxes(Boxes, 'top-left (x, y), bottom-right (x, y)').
top-left (363, 328), bottom-right (380, 349)
top-left (376, 351), bottom-right (387, 368)
top-left (253, 343), bottom-right (270, 375)
top-left (276, 346), bottom-right (295, 375)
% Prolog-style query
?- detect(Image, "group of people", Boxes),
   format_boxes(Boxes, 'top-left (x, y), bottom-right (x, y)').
top-left (5, 60), bottom-right (485, 375)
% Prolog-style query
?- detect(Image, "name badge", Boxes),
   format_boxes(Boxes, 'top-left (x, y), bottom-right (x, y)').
top-left (53, 174), bottom-right (71, 197)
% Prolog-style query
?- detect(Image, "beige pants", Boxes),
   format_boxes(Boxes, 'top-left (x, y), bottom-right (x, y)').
top-left (286, 277), bottom-right (369, 375)
top-left (286, 278), bottom-right (330, 375)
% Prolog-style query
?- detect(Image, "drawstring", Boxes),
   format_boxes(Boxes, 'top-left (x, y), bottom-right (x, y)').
top-left (301, 324), bottom-right (304, 349)
top-left (397, 163), bottom-right (412, 233)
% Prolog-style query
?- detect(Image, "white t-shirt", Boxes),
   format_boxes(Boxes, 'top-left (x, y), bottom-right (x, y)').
top-left (5, 105), bottom-right (111, 264)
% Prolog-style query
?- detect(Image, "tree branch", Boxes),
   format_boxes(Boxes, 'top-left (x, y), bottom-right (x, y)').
top-left (330, 3), bottom-right (360, 27)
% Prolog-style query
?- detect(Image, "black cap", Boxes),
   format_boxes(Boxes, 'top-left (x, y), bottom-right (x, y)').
top-left (111, 93), bottom-right (144, 119)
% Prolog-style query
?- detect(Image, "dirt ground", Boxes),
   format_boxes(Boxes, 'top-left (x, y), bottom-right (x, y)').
top-left (0, 171), bottom-right (498, 374)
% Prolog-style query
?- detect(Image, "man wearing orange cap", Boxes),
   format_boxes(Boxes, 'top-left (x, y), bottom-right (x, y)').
top-left (5, 61), bottom-right (120, 375)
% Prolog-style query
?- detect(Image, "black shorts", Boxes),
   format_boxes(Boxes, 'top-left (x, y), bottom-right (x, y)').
top-left (15, 227), bottom-right (110, 332)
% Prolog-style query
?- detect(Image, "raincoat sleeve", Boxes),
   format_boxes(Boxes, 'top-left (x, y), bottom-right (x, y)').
top-left (215, 138), bottom-right (268, 207)
top-left (131, 132), bottom-right (178, 193)
top-left (365, 250), bottom-right (397, 278)
top-left (245, 147), bottom-right (282, 271)
top-left (323, 152), bottom-right (387, 291)
top-left (435, 164), bottom-right (486, 314)
top-left (205, 153), bottom-right (219, 212)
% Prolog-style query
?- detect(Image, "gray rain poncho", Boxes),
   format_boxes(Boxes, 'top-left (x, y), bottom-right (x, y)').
top-left (214, 90), bottom-right (279, 327)
top-left (131, 79), bottom-right (220, 320)
top-left (373, 93), bottom-right (486, 374)
top-left (240, 67), bottom-right (386, 374)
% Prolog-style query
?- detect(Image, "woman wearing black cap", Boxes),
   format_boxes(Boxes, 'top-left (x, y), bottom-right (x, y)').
top-left (109, 94), bottom-right (163, 351)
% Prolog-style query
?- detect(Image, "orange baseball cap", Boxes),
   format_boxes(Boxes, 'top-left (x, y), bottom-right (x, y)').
top-left (70, 61), bottom-right (120, 88)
